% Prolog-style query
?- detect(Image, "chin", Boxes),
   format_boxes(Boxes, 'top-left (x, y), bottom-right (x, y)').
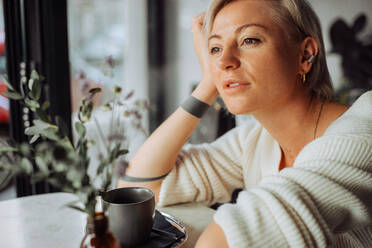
top-left (220, 93), bottom-right (257, 115)
top-left (224, 102), bottom-right (254, 115)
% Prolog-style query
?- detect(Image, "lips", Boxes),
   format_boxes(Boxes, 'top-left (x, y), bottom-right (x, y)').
top-left (223, 80), bottom-right (250, 89)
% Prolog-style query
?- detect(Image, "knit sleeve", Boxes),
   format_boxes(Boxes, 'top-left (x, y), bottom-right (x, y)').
top-left (214, 123), bottom-right (372, 246)
top-left (157, 121), bottom-right (260, 207)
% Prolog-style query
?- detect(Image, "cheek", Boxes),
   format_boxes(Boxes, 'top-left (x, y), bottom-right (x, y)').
top-left (245, 48), bottom-right (298, 90)
top-left (209, 62), bottom-right (225, 90)
top-left (240, 52), bottom-right (279, 89)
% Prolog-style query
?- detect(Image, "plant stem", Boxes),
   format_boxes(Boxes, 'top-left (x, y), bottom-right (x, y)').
top-left (64, 136), bottom-right (74, 150)
top-left (109, 99), bottom-right (116, 148)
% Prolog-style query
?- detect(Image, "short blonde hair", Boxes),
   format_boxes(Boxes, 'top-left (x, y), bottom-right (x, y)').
top-left (204, 0), bottom-right (334, 101)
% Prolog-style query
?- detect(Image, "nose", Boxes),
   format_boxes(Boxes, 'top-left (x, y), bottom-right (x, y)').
top-left (217, 47), bottom-right (240, 71)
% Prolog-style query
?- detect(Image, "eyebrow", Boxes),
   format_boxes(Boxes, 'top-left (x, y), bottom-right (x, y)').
top-left (208, 23), bottom-right (268, 42)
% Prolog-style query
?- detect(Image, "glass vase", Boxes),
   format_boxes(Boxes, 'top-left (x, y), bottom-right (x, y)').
top-left (80, 212), bottom-right (120, 248)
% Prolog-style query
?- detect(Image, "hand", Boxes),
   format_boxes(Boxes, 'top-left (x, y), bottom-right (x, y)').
top-left (195, 221), bottom-right (229, 248)
top-left (192, 12), bottom-right (219, 104)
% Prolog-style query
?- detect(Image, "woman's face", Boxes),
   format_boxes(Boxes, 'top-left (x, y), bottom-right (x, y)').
top-left (208, 0), bottom-right (303, 114)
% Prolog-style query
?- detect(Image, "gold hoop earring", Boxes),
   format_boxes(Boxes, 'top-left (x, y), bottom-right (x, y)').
top-left (302, 73), bottom-right (306, 83)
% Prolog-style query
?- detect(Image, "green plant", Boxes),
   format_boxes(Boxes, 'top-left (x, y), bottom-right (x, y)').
top-left (0, 68), bottom-right (147, 216)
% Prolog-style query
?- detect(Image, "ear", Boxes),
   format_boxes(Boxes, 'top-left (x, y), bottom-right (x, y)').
top-left (299, 37), bottom-right (319, 74)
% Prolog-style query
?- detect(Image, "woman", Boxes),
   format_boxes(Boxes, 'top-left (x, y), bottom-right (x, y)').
top-left (118, 0), bottom-right (372, 247)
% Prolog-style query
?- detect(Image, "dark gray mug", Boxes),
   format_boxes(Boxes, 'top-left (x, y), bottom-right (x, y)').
top-left (102, 187), bottom-right (155, 247)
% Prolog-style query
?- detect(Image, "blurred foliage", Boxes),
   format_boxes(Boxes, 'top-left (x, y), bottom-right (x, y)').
top-left (330, 13), bottom-right (372, 104)
top-left (0, 61), bottom-right (148, 216)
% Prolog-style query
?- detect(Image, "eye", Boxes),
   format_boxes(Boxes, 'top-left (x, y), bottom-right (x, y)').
top-left (210, 47), bottom-right (221, 55)
top-left (242, 38), bottom-right (261, 46)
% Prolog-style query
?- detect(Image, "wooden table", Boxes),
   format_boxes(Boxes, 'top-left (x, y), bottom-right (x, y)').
top-left (0, 192), bottom-right (215, 247)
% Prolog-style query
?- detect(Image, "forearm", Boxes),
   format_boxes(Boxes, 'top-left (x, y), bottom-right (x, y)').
top-left (117, 84), bottom-right (218, 201)
top-left (129, 107), bottom-right (200, 175)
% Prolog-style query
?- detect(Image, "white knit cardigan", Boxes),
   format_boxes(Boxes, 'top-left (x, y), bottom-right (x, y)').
top-left (158, 91), bottom-right (372, 247)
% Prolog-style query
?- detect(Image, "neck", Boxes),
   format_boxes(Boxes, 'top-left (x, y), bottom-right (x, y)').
top-left (252, 91), bottom-right (324, 165)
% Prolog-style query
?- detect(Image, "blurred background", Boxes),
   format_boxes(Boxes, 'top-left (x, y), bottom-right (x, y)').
top-left (0, 0), bottom-right (371, 200)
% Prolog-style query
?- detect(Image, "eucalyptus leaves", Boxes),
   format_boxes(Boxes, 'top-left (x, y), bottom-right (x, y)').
top-left (0, 69), bottom-right (145, 216)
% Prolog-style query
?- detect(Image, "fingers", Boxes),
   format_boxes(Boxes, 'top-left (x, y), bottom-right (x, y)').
top-left (191, 11), bottom-right (217, 98)
top-left (192, 12), bottom-right (206, 33)
top-left (194, 12), bottom-right (206, 25)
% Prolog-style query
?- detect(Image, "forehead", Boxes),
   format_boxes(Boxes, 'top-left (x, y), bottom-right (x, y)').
top-left (211, 0), bottom-right (279, 35)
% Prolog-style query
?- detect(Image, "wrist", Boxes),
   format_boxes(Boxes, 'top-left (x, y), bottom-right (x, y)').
top-left (191, 80), bottom-right (218, 105)
top-left (181, 95), bottom-right (210, 119)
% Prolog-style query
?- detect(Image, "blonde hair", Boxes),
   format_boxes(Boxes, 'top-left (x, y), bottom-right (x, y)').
top-left (204, 0), bottom-right (334, 101)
